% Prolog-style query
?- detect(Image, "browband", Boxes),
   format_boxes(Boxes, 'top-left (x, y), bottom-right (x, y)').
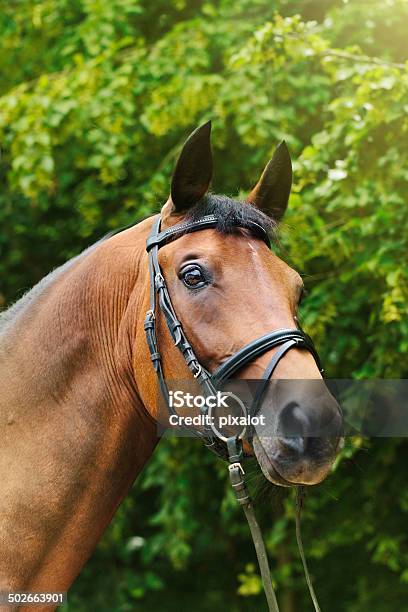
top-left (146, 214), bottom-right (271, 251)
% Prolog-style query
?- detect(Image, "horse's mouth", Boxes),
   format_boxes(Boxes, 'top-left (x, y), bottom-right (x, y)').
top-left (253, 435), bottom-right (296, 487)
top-left (253, 434), bottom-right (336, 487)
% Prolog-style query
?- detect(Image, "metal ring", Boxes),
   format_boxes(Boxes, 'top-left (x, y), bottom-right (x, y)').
top-left (207, 391), bottom-right (248, 443)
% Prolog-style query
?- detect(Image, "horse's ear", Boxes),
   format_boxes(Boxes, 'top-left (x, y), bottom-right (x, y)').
top-left (247, 141), bottom-right (292, 222)
top-left (170, 121), bottom-right (213, 213)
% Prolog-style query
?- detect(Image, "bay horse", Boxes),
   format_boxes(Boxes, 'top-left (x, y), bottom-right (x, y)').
top-left (0, 122), bottom-right (341, 608)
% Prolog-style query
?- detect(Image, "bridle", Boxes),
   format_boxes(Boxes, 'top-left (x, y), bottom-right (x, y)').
top-left (145, 214), bottom-right (322, 451)
top-left (144, 213), bottom-right (323, 612)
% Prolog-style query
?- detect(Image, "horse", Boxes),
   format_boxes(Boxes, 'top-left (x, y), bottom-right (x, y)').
top-left (0, 121), bottom-right (342, 608)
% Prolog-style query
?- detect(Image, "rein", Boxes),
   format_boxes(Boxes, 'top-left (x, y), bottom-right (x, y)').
top-left (144, 214), bottom-right (322, 611)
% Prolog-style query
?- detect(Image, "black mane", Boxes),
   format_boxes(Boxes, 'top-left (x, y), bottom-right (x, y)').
top-left (185, 193), bottom-right (277, 241)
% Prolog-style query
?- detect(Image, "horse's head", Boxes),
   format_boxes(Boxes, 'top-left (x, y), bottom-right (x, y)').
top-left (136, 122), bottom-right (342, 487)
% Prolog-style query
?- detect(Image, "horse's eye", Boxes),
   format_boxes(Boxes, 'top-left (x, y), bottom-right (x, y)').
top-left (181, 265), bottom-right (206, 289)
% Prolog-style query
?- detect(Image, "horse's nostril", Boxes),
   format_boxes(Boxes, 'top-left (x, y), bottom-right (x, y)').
top-left (279, 401), bottom-right (310, 438)
top-left (277, 402), bottom-right (312, 456)
top-left (278, 435), bottom-right (306, 454)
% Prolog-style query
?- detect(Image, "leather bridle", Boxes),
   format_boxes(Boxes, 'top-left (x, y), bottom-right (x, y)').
top-left (144, 213), bottom-right (322, 456)
top-left (143, 213), bottom-right (324, 612)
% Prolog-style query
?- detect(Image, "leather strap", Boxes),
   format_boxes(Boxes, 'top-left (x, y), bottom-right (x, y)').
top-left (213, 329), bottom-right (321, 384)
top-left (146, 214), bottom-right (271, 251)
top-left (251, 339), bottom-right (298, 415)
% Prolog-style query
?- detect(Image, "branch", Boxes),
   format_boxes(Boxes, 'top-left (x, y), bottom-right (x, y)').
top-left (322, 49), bottom-right (405, 70)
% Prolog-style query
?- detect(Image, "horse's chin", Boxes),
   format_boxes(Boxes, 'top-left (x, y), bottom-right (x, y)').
top-left (252, 435), bottom-right (333, 487)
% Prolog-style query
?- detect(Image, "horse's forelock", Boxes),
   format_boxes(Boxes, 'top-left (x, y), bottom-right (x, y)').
top-left (185, 193), bottom-right (278, 242)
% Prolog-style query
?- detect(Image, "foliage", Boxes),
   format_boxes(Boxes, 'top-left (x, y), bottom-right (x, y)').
top-left (1, 0), bottom-right (407, 610)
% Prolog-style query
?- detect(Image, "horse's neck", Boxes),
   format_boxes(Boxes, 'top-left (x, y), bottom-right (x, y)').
top-left (0, 223), bottom-right (158, 591)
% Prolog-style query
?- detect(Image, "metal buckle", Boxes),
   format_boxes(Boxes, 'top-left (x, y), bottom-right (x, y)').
top-left (155, 273), bottom-right (165, 289)
top-left (228, 462), bottom-right (245, 475)
top-left (192, 363), bottom-right (202, 379)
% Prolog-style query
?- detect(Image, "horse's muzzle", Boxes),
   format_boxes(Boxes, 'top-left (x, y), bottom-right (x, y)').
top-left (253, 395), bottom-right (343, 486)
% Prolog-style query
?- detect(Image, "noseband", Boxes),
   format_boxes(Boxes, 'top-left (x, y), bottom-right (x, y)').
top-left (144, 214), bottom-right (322, 457)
